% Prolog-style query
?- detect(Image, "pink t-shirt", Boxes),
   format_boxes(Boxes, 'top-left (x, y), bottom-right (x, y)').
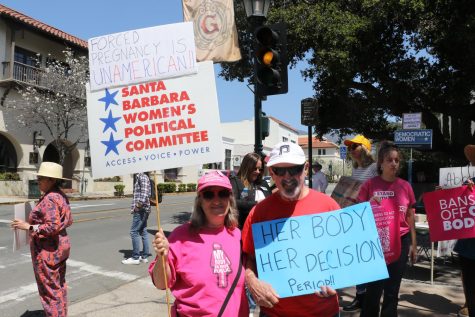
top-left (149, 223), bottom-right (248, 317)
top-left (358, 177), bottom-right (415, 264)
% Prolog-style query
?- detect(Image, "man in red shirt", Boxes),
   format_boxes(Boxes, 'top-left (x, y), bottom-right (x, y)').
top-left (242, 142), bottom-right (341, 317)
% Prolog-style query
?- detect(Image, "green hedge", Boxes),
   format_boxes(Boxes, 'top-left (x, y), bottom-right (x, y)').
top-left (94, 176), bottom-right (121, 182)
top-left (186, 183), bottom-right (196, 192)
top-left (178, 184), bottom-right (187, 192)
top-left (158, 183), bottom-right (176, 193)
top-left (0, 172), bottom-right (20, 180)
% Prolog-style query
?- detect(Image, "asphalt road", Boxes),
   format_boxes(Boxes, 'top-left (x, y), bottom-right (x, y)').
top-left (0, 194), bottom-right (195, 317)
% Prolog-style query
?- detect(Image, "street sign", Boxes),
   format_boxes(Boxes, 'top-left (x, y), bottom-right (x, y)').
top-left (394, 129), bottom-right (432, 149)
top-left (340, 146), bottom-right (347, 159)
top-left (402, 113), bottom-right (422, 129)
top-left (301, 98), bottom-right (317, 126)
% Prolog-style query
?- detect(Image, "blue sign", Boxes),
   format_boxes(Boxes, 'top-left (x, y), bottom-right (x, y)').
top-left (394, 129), bottom-right (432, 149)
top-left (251, 202), bottom-right (389, 298)
top-left (340, 146), bottom-right (347, 159)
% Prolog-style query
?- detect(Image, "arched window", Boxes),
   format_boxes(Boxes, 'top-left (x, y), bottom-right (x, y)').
top-left (0, 134), bottom-right (17, 172)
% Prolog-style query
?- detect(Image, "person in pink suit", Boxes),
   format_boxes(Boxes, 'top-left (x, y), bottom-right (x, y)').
top-left (149, 171), bottom-right (249, 317)
top-left (11, 162), bottom-right (73, 317)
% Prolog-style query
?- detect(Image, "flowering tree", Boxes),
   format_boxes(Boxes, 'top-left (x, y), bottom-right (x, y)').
top-left (5, 48), bottom-right (89, 164)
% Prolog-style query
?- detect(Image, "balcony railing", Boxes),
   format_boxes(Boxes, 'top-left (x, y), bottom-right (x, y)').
top-left (12, 61), bottom-right (44, 86)
top-left (3, 61), bottom-right (85, 99)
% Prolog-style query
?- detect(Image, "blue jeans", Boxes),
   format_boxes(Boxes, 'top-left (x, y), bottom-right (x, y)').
top-left (130, 210), bottom-right (150, 260)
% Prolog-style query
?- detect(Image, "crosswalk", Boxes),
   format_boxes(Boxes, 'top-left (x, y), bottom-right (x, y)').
top-left (0, 251), bottom-right (140, 310)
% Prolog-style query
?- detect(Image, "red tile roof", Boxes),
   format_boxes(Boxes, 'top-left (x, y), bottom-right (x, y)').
top-left (298, 136), bottom-right (338, 149)
top-left (0, 4), bottom-right (87, 49)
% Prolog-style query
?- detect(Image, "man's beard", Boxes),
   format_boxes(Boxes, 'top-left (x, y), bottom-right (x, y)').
top-left (279, 178), bottom-right (301, 200)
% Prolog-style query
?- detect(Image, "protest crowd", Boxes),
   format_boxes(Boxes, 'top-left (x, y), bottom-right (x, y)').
top-left (4, 2), bottom-right (474, 317)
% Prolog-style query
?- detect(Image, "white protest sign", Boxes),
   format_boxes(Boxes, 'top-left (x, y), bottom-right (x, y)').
top-left (402, 112), bottom-right (422, 129)
top-left (439, 166), bottom-right (475, 188)
top-left (88, 22), bottom-right (197, 91)
top-left (13, 202), bottom-right (34, 251)
top-left (86, 61), bottom-right (224, 178)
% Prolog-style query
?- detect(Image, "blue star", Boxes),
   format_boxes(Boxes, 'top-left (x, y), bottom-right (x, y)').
top-left (100, 110), bottom-right (121, 132)
top-left (101, 132), bottom-right (122, 156)
top-left (98, 88), bottom-right (119, 111)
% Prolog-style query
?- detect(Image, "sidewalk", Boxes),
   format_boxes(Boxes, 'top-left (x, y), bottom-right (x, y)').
top-left (68, 259), bottom-right (465, 317)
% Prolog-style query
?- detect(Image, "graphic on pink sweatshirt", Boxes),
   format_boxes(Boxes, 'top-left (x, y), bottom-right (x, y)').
top-left (210, 243), bottom-right (232, 288)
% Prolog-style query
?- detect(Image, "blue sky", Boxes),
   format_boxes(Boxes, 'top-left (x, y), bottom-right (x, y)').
top-left (2, 0), bottom-right (314, 132)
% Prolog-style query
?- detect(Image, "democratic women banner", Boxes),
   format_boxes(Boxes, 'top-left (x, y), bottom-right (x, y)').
top-left (251, 202), bottom-right (388, 298)
top-left (422, 186), bottom-right (475, 241)
top-left (88, 22), bottom-right (198, 91)
top-left (86, 61), bottom-right (224, 178)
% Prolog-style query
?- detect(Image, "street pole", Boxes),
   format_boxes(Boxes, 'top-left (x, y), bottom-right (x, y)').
top-left (308, 126), bottom-right (313, 188)
top-left (254, 90), bottom-right (263, 156)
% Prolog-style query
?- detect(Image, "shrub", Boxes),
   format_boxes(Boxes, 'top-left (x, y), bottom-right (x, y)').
top-left (178, 184), bottom-right (187, 192)
top-left (0, 172), bottom-right (20, 181)
top-left (158, 183), bottom-right (176, 193)
top-left (186, 183), bottom-right (197, 192)
top-left (94, 176), bottom-right (121, 182)
top-left (114, 184), bottom-right (125, 196)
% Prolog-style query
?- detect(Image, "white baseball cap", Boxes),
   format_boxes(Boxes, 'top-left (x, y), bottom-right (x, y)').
top-left (267, 142), bottom-right (306, 167)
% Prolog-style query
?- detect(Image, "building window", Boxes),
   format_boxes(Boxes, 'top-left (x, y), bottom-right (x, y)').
top-left (164, 168), bottom-right (179, 181)
top-left (225, 149), bottom-right (231, 170)
top-left (282, 137), bottom-right (288, 142)
top-left (14, 47), bottom-right (39, 66)
top-left (318, 149), bottom-right (326, 155)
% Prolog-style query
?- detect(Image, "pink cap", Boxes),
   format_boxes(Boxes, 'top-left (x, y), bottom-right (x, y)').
top-left (197, 171), bottom-right (232, 192)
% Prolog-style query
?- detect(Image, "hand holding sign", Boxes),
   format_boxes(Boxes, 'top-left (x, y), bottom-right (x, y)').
top-left (247, 275), bottom-right (280, 308)
top-left (251, 202), bottom-right (388, 298)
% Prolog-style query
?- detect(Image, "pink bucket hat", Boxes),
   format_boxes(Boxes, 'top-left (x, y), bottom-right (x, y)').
top-left (197, 171), bottom-right (232, 192)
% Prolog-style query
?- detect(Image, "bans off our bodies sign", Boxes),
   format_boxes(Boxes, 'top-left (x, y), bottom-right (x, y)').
top-left (252, 202), bottom-right (388, 298)
top-left (423, 186), bottom-right (475, 242)
top-left (86, 61), bottom-right (224, 178)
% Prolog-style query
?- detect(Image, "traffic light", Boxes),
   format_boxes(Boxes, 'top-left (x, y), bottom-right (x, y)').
top-left (261, 112), bottom-right (270, 140)
top-left (254, 23), bottom-right (288, 96)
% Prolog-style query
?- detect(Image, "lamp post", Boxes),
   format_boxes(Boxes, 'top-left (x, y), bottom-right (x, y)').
top-left (242, 0), bottom-right (271, 157)
top-left (80, 142), bottom-right (90, 195)
top-left (33, 131), bottom-right (46, 150)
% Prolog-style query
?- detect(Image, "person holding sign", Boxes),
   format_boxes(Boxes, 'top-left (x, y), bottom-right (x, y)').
top-left (357, 141), bottom-right (417, 317)
top-left (345, 134), bottom-right (378, 182)
top-left (242, 142), bottom-right (340, 317)
top-left (11, 162), bottom-right (73, 317)
top-left (342, 134), bottom-right (378, 311)
top-left (149, 171), bottom-right (249, 317)
top-left (230, 152), bottom-right (272, 229)
top-left (453, 144), bottom-right (475, 317)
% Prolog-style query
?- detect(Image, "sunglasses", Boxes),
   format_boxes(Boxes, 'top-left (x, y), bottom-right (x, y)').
top-left (271, 164), bottom-right (305, 177)
top-left (37, 176), bottom-right (48, 181)
top-left (201, 189), bottom-right (231, 200)
top-left (349, 144), bottom-right (360, 150)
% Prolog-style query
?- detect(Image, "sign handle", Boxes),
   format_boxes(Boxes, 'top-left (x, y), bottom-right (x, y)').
top-left (153, 171), bottom-right (172, 317)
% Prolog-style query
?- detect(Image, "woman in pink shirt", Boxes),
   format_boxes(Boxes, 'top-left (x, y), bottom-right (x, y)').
top-left (149, 171), bottom-right (249, 317)
top-left (358, 141), bottom-right (417, 317)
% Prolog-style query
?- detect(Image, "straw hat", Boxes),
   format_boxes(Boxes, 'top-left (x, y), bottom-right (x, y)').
top-left (464, 145), bottom-right (475, 165)
top-left (35, 162), bottom-right (69, 180)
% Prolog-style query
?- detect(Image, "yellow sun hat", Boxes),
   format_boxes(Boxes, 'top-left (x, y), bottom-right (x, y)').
top-left (344, 135), bottom-right (372, 151)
